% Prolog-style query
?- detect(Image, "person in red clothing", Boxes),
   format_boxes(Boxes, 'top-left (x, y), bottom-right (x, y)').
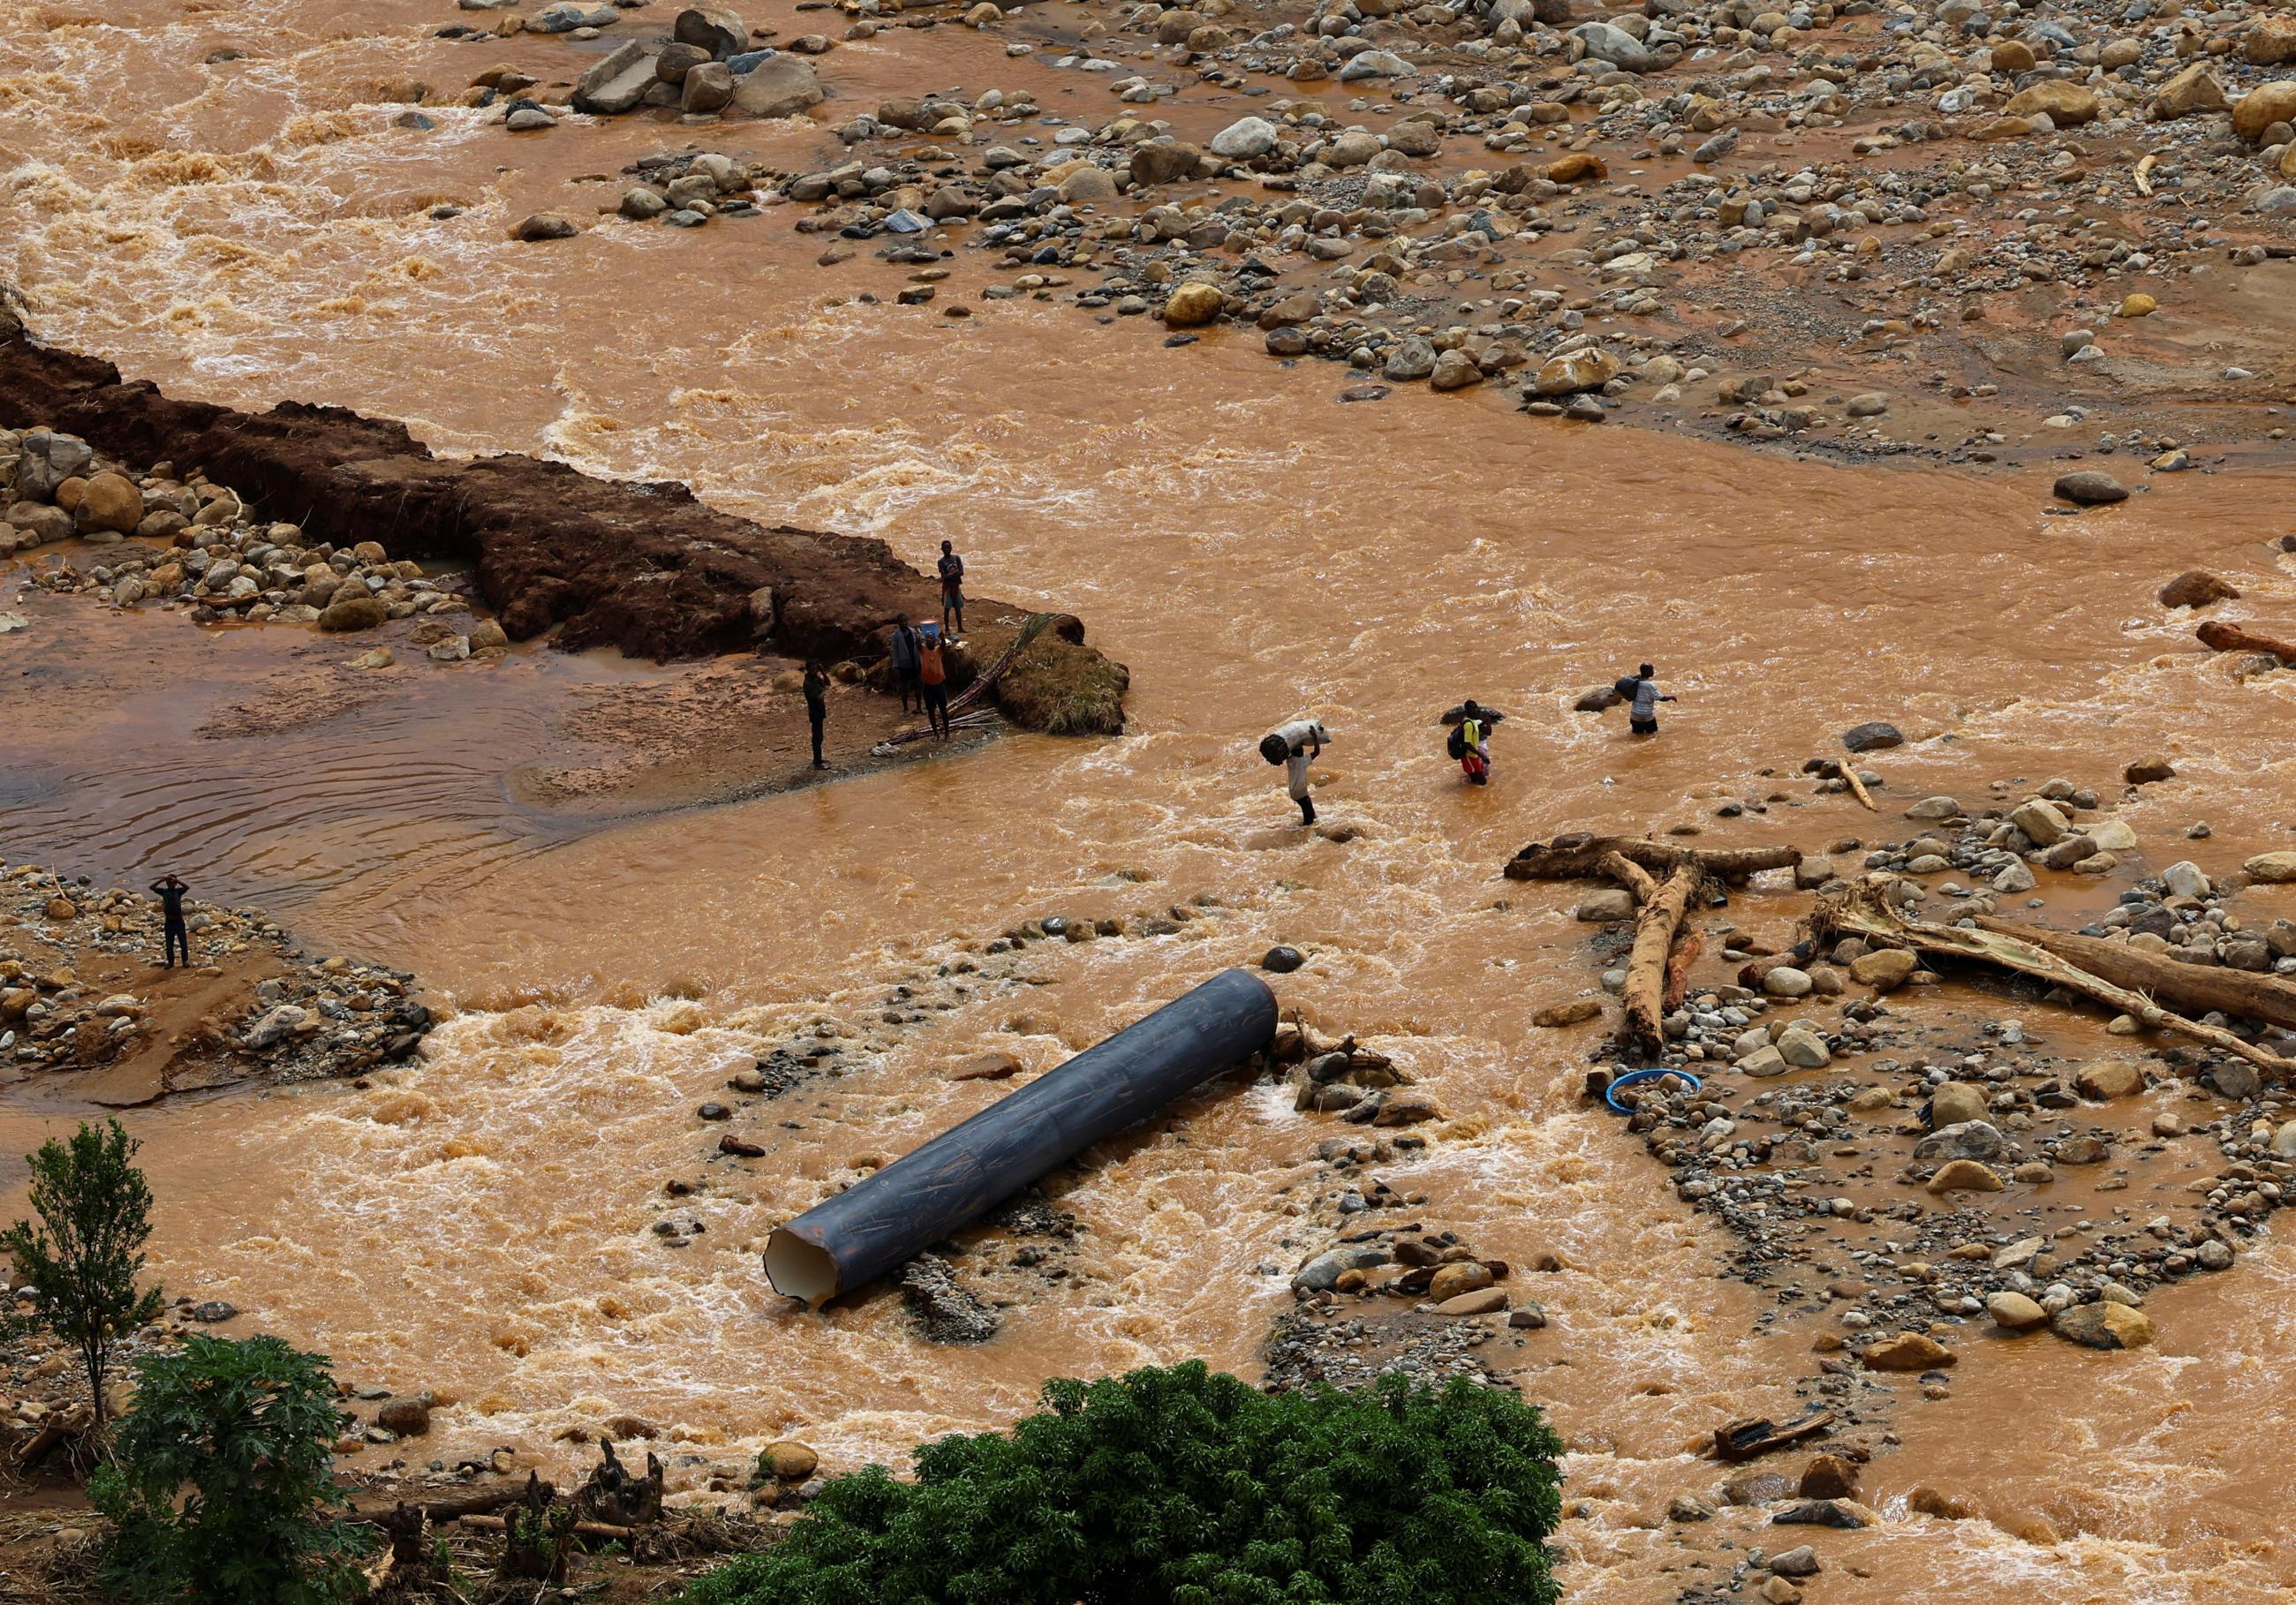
top-left (917, 623), bottom-right (950, 740)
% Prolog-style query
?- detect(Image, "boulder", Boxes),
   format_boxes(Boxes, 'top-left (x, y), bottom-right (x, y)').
top-left (1056, 165), bottom-right (1117, 204)
top-left (1861, 1331), bottom-right (1954, 1371)
top-left (1575, 888), bottom-right (1635, 923)
top-left (1841, 720), bottom-right (1901, 752)
top-left (1428, 1262), bottom-right (1495, 1302)
top-left (572, 42), bottom-right (659, 116)
top-left (655, 41), bottom-right (711, 80)
top-left (1209, 117), bottom-right (1278, 159)
top-left (2010, 797), bottom-right (2072, 846)
top-left (1430, 349), bottom-right (1482, 392)
top-left (2243, 851), bottom-right (2296, 884)
top-left (729, 56), bottom-right (823, 118)
top-left (1161, 282), bottom-right (1225, 328)
top-left (72, 471), bottom-right (144, 534)
top-left (510, 214), bottom-right (579, 242)
top-left (2051, 1301), bottom-right (2155, 1350)
top-left (14, 431), bottom-right (92, 501)
top-left (1915, 1120), bottom-right (2003, 1163)
top-left (1775, 1026), bottom-right (1831, 1069)
top-left (2004, 82), bottom-right (2098, 125)
top-left (318, 594), bottom-right (389, 631)
top-left (683, 62), bottom-right (734, 113)
top-left (2158, 569), bottom-right (2239, 609)
top-left (674, 6), bottom-right (748, 57)
top-left (2053, 471), bottom-right (2127, 505)
top-left (1926, 1081), bottom-right (1988, 1127)
top-left (2232, 81), bottom-right (2296, 141)
top-left (1532, 997), bottom-right (1601, 1028)
top-left (762, 1440), bottom-right (817, 1480)
top-left (1849, 948), bottom-right (1916, 991)
top-left (1437, 1287), bottom-right (1509, 1317)
top-left (2075, 1059), bottom-right (2143, 1100)
top-left (1129, 140), bottom-right (1203, 186)
top-left (2246, 16), bottom-right (2296, 66)
top-left (1761, 966), bottom-right (1812, 998)
top-left (1986, 1292), bottom-right (2049, 1331)
top-left (1572, 21), bottom-right (1654, 72)
top-left (1926, 1159), bottom-right (2004, 1193)
top-left (1796, 1455), bottom-right (1858, 1500)
top-left (375, 1398), bottom-right (432, 1436)
top-left (2155, 63), bottom-right (2232, 121)
top-left (2124, 756), bottom-right (2175, 785)
top-left (6, 502), bottom-right (73, 544)
top-left (1337, 49), bottom-right (1412, 81)
top-left (1531, 347), bottom-right (1620, 395)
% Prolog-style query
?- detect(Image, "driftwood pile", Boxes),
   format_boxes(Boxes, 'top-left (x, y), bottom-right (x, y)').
top-left (357, 1440), bottom-right (668, 1593)
top-left (1508, 833), bottom-right (2296, 1081)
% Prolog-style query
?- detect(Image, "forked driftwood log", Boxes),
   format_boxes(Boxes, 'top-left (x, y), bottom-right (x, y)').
top-left (1813, 878), bottom-right (2296, 1079)
top-left (1513, 837), bottom-right (1805, 1056)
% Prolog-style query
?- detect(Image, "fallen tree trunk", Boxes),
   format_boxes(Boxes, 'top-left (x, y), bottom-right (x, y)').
top-left (1624, 865), bottom-right (1702, 1054)
top-left (1815, 878), bottom-right (2296, 1078)
top-left (1974, 917), bottom-right (2296, 1031)
top-left (2197, 620), bottom-right (2296, 665)
top-left (1507, 836), bottom-right (1801, 885)
top-left (1596, 850), bottom-right (1660, 906)
top-left (351, 1483), bottom-right (548, 1526)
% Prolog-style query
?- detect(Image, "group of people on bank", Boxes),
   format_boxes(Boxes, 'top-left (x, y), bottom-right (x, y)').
top-left (800, 540), bottom-right (968, 771)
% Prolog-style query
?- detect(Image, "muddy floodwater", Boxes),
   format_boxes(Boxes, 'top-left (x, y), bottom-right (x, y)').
top-left (6, 0), bottom-right (2296, 1600)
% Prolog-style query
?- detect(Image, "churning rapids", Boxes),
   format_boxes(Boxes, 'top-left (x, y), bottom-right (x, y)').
top-left (5, 0), bottom-right (2296, 1599)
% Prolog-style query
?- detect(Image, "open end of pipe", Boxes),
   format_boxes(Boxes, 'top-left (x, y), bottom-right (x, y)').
top-left (765, 1230), bottom-right (840, 1306)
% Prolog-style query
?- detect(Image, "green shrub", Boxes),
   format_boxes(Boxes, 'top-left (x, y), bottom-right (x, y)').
top-left (91, 1335), bottom-right (372, 1603)
top-left (0, 1118), bottom-right (164, 1428)
top-left (681, 1361), bottom-right (1562, 1605)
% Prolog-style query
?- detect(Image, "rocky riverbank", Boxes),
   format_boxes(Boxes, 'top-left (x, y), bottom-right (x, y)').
top-left (434, 0), bottom-right (2296, 477)
top-left (0, 325), bottom-right (1127, 733)
top-left (0, 862), bottom-right (435, 1105)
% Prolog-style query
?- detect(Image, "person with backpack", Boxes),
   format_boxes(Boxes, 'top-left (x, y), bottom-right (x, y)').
top-left (1259, 719), bottom-right (1328, 825)
top-left (887, 615), bottom-right (921, 713)
top-left (917, 622), bottom-right (951, 740)
top-left (1442, 699), bottom-right (1502, 785)
top-left (1615, 664), bottom-right (1676, 736)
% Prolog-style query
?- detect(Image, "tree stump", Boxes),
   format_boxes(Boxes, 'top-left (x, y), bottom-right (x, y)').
top-left (576, 1439), bottom-right (665, 1529)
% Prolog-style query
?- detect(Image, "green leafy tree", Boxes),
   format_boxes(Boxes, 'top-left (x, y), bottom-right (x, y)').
top-left (90, 1334), bottom-right (372, 1603)
top-left (0, 1118), bottom-right (164, 1428)
top-left (682, 1361), bottom-right (1564, 1605)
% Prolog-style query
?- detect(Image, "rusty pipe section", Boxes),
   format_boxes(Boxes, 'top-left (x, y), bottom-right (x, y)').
top-left (765, 968), bottom-right (1279, 1306)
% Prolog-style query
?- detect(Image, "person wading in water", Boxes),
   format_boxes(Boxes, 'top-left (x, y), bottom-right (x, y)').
top-left (1616, 664), bottom-right (1676, 737)
top-left (1443, 699), bottom-right (1503, 785)
top-left (804, 659), bottom-right (830, 770)
top-left (150, 873), bottom-right (192, 968)
top-left (1259, 719), bottom-right (1328, 825)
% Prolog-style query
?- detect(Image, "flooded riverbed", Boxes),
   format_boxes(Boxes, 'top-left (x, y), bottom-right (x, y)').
top-left (6, 0), bottom-right (2296, 1598)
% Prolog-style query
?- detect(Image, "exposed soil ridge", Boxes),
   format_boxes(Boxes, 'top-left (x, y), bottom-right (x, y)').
top-left (0, 325), bottom-right (1126, 715)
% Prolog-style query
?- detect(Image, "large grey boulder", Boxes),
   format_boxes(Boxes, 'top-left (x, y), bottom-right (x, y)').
top-left (729, 55), bottom-right (823, 118)
top-left (572, 42), bottom-right (659, 115)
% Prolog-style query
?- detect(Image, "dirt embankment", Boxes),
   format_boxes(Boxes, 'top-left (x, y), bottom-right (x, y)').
top-left (0, 328), bottom-right (1127, 725)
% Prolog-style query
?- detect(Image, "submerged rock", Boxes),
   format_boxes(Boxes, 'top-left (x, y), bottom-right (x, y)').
top-left (898, 1254), bottom-right (1001, 1344)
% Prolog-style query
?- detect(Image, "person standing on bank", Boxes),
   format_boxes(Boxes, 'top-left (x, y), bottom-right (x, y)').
top-left (917, 623), bottom-right (951, 741)
top-left (150, 873), bottom-right (192, 968)
top-left (804, 659), bottom-right (830, 770)
top-left (1620, 664), bottom-right (1676, 736)
top-left (887, 615), bottom-right (921, 713)
top-left (937, 540), bottom-right (965, 637)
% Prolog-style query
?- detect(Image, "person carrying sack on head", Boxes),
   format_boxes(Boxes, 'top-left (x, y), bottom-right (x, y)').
top-left (1260, 718), bottom-right (1328, 825)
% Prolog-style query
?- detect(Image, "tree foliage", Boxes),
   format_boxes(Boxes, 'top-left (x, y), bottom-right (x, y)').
top-left (681, 1361), bottom-right (1562, 1605)
top-left (0, 1118), bottom-right (164, 1428)
top-left (90, 1335), bottom-right (372, 1604)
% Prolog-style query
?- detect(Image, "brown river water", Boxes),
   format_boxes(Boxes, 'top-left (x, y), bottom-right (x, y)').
top-left (6, 0), bottom-right (2296, 1598)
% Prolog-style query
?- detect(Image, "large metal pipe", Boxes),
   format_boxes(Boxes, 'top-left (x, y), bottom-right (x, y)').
top-left (765, 968), bottom-right (1279, 1306)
